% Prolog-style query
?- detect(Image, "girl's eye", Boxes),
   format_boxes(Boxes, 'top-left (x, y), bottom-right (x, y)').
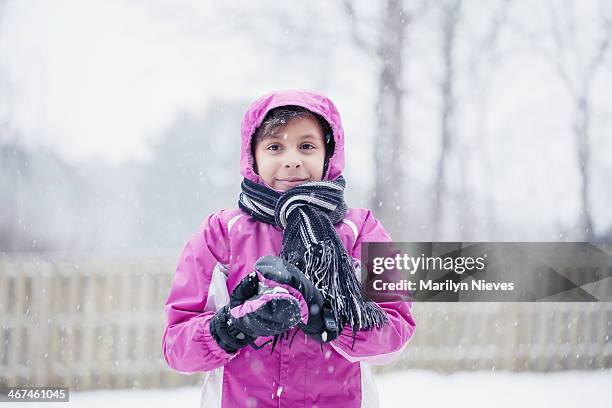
top-left (266, 144), bottom-right (280, 151)
top-left (301, 143), bottom-right (316, 150)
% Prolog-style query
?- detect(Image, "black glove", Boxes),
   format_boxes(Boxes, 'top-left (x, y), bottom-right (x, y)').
top-left (210, 272), bottom-right (302, 353)
top-left (254, 255), bottom-right (340, 344)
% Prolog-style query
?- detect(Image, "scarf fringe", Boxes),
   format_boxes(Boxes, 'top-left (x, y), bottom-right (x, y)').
top-left (300, 239), bottom-right (389, 331)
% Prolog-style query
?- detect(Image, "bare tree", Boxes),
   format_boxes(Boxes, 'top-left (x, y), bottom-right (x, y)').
top-left (372, 0), bottom-right (409, 238)
top-left (217, 2), bottom-right (336, 88)
top-left (432, 0), bottom-right (462, 241)
top-left (461, 0), bottom-right (513, 241)
top-left (343, 0), bottom-right (428, 239)
top-left (511, 0), bottom-right (612, 240)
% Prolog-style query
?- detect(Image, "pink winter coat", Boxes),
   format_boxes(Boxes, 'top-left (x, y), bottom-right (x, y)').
top-left (162, 90), bottom-right (416, 407)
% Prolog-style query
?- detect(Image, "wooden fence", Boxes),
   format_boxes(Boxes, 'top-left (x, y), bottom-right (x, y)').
top-left (1, 254), bottom-right (611, 391)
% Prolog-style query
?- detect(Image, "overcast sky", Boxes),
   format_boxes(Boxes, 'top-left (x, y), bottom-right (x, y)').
top-left (0, 0), bottom-right (366, 167)
top-left (2, 0), bottom-right (612, 236)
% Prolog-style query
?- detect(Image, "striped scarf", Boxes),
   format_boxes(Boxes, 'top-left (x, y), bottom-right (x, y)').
top-left (238, 175), bottom-right (389, 342)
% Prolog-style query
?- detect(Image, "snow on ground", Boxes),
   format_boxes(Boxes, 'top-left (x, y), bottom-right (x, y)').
top-left (5, 369), bottom-right (611, 407)
top-left (377, 369), bottom-right (612, 408)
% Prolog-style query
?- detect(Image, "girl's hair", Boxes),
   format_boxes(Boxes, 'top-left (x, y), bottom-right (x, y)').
top-left (251, 105), bottom-right (335, 177)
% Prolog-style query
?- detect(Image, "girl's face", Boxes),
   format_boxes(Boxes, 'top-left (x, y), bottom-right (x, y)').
top-left (253, 117), bottom-right (326, 191)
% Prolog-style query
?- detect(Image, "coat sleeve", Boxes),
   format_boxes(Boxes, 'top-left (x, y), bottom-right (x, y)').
top-left (330, 209), bottom-right (416, 365)
top-left (162, 211), bottom-right (239, 373)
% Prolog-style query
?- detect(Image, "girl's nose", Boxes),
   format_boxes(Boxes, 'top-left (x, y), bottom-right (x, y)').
top-left (284, 160), bottom-right (302, 168)
top-left (283, 154), bottom-right (302, 168)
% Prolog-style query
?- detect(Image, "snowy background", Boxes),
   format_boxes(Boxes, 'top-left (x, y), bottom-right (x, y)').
top-left (1, 0), bottom-right (612, 407)
top-left (2, 0), bottom-right (612, 252)
top-left (2, 370), bottom-right (612, 407)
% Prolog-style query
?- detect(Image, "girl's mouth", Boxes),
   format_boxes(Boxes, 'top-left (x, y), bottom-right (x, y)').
top-left (276, 178), bottom-right (308, 188)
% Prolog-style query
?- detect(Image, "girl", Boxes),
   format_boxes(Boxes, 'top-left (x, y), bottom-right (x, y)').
top-left (162, 90), bottom-right (416, 407)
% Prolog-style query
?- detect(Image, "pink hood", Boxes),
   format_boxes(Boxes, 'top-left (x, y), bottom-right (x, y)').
top-left (239, 90), bottom-right (345, 185)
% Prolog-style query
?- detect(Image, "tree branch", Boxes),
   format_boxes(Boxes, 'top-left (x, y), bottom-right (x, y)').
top-left (341, 0), bottom-right (377, 55)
